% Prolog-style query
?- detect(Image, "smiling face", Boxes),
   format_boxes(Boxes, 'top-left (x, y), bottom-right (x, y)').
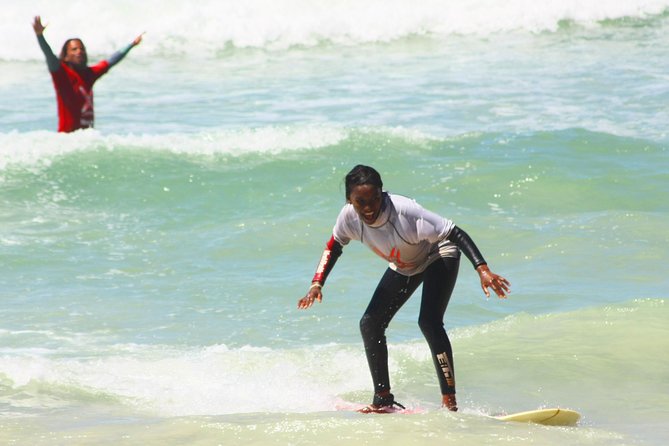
top-left (348, 184), bottom-right (383, 225)
top-left (61, 39), bottom-right (87, 67)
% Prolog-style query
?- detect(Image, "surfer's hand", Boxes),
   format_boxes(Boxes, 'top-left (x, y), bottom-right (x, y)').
top-left (297, 285), bottom-right (322, 309)
top-left (132, 32), bottom-right (144, 46)
top-left (476, 264), bottom-right (510, 299)
top-left (33, 16), bottom-right (46, 35)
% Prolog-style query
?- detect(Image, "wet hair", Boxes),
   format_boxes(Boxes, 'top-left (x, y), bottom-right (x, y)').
top-left (59, 38), bottom-right (87, 65)
top-left (344, 165), bottom-right (383, 200)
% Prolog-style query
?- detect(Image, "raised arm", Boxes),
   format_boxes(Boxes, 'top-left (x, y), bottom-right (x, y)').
top-left (32, 16), bottom-right (60, 72)
top-left (107, 32), bottom-right (144, 68)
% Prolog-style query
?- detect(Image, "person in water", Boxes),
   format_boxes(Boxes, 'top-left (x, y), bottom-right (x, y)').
top-left (32, 16), bottom-right (143, 133)
top-left (298, 165), bottom-right (510, 412)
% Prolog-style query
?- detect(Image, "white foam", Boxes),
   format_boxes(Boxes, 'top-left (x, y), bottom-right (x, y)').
top-left (0, 342), bottom-right (372, 416)
top-left (5, 0), bottom-right (668, 60)
top-left (0, 125), bottom-right (347, 170)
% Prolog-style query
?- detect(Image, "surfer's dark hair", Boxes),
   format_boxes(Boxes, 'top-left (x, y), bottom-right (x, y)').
top-left (59, 38), bottom-right (88, 65)
top-left (345, 165), bottom-right (383, 200)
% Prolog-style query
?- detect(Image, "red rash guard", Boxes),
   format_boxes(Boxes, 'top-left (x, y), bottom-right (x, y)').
top-left (50, 61), bottom-right (110, 132)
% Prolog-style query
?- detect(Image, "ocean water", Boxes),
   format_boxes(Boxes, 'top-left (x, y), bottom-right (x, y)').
top-left (1, 1), bottom-right (669, 445)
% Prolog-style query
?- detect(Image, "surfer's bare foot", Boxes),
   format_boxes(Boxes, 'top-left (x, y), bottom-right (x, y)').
top-left (442, 394), bottom-right (458, 411)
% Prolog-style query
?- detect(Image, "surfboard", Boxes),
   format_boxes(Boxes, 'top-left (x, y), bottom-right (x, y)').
top-left (355, 405), bottom-right (420, 414)
top-left (492, 408), bottom-right (580, 426)
top-left (335, 398), bottom-right (579, 424)
top-left (335, 399), bottom-right (424, 414)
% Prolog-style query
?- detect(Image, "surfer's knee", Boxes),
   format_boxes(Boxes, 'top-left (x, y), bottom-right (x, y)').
top-left (417, 316), bottom-right (442, 340)
top-left (360, 313), bottom-right (381, 339)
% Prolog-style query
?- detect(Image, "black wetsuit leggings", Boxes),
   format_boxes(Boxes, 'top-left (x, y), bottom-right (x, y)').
top-left (359, 256), bottom-right (460, 396)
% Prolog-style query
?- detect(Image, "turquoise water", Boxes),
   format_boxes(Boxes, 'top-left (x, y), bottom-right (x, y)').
top-left (1, 1), bottom-right (668, 445)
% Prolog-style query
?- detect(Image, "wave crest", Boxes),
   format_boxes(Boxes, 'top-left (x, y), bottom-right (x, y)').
top-left (5, 0), bottom-right (669, 60)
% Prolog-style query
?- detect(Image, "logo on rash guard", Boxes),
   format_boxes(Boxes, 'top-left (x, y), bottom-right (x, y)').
top-left (312, 249), bottom-right (331, 282)
top-left (371, 246), bottom-right (414, 269)
top-left (79, 86), bottom-right (94, 127)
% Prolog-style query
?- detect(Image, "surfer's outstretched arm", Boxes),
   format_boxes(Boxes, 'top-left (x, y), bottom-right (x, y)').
top-left (33, 16), bottom-right (60, 72)
top-left (447, 225), bottom-right (510, 298)
top-left (297, 236), bottom-right (343, 309)
top-left (107, 32), bottom-right (143, 68)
